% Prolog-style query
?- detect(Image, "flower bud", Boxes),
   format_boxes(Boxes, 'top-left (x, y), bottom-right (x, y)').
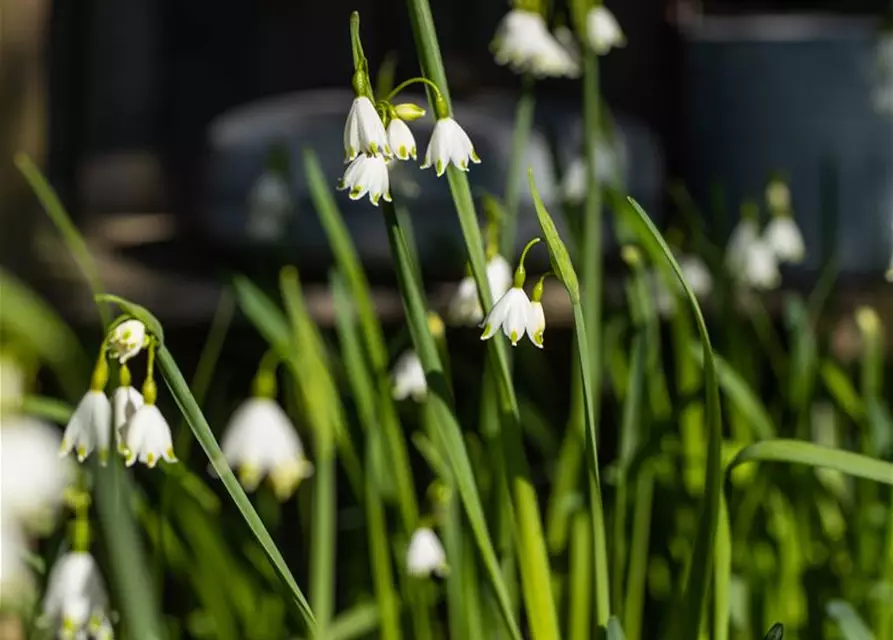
top-left (393, 103), bottom-right (426, 121)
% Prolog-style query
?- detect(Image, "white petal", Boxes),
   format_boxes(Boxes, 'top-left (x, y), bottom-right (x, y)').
top-left (60, 391), bottom-right (111, 463)
top-left (43, 552), bottom-right (109, 633)
top-left (480, 287), bottom-right (520, 339)
top-left (743, 241), bottom-right (781, 290)
top-left (502, 290), bottom-right (531, 345)
top-left (387, 119), bottom-right (417, 161)
top-left (124, 405), bottom-right (176, 468)
top-left (763, 217), bottom-right (805, 264)
top-left (726, 219), bottom-right (760, 273)
top-left (422, 118), bottom-right (479, 177)
top-left (679, 255), bottom-right (713, 298)
top-left (406, 527), bottom-right (447, 577)
top-left (526, 300), bottom-right (546, 348)
top-left (586, 6), bottom-right (625, 55)
top-left (391, 351), bottom-right (427, 402)
top-left (338, 154), bottom-right (391, 206)
top-left (351, 97), bottom-right (391, 158)
top-left (486, 256), bottom-right (513, 299)
top-left (1, 416), bottom-right (73, 532)
top-left (448, 276), bottom-right (484, 325)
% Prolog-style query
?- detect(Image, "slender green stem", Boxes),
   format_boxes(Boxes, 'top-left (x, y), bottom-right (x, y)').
top-left (568, 511), bottom-right (593, 640)
top-left (310, 452), bottom-right (336, 636)
top-left (385, 76), bottom-right (443, 103)
top-left (501, 76), bottom-right (536, 257)
top-left (622, 471), bottom-right (654, 640)
top-left (155, 345), bottom-right (317, 633)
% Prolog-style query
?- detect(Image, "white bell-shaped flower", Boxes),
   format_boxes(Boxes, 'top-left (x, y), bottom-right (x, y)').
top-left (220, 397), bottom-right (314, 499)
top-left (391, 350), bottom-right (427, 402)
top-left (448, 255), bottom-right (513, 325)
top-left (42, 551), bottom-right (111, 639)
top-left (586, 6), bottom-right (625, 55)
top-left (421, 118), bottom-right (481, 177)
top-left (763, 216), bottom-right (805, 264)
top-left (526, 300), bottom-right (546, 348)
top-left (1, 523), bottom-right (33, 606)
top-left (387, 118), bottom-right (417, 161)
top-left (60, 390), bottom-right (112, 464)
top-left (112, 385), bottom-right (144, 452)
top-left (680, 255), bottom-right (714, 298)
top-left (741, 240), bottom-right (781, 290)
top-left (338, 153), bottom-right (392, 206)
top-left (107, 319), bottom-right (146, 364)
top-left (343, 96), bottom-right (391, 162)
top-left (1, 415), bottom-right (73, 532)
top-left (406, 527), bottom-right (447, 578)
top-left (122, 404), bottom-right (177, 468)
top-left (492, 10), bottom-right (579, 78)
top-left (725, 218), bottom-right (760, 274)
top-left (480, 287), bottom-right (535, 346)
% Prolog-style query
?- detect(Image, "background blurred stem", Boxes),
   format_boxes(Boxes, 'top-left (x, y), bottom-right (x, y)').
top-left (402, 2), bottom-right (560, 637)
top-left (568, 510), bottom-right (592, 640)
top-left (501, 74), bottom-right (536, 258)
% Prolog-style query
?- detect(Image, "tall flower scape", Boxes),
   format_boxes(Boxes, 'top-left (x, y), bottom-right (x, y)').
top-left (2, 2), bottom-right (891, 640)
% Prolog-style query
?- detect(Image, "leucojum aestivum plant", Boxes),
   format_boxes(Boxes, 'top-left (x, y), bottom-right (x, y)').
top-left (3, 1), bottom-right (893, 639)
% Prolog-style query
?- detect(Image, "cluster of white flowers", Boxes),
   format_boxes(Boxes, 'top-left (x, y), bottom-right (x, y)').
top-left (1, 355), bottom-right (114, 638)
top-left (491, 9), bottom-right (579, 78)
top-left (61, 320), bottom-right (177, 470)
top-left (725, 182), bottom-right (805, 291)
top-left (339, 91), bottom-right (480, 205)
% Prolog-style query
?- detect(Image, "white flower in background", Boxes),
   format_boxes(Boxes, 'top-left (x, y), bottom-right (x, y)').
top-left (652, 255), bottom-right (713, 317)
top-left (725, 218), bottom-right (760, 274)
top-left (107, 319), bottom-right (146, 364)
top-left (220, 398), bottom-right (314, 499)
top-left (586, 6), bottom-right (625, 55)
top-left (247, 170), bottom-right (293, 241)
top-left (448, 255), bottom-right (513, 325)
top-left (338, 153), bottom-right (392, 206)
top-left (122, 404), bottom-right (177, 468)
top-left (741, 240), bottom-right (781, 290)
top-left (1, 415), bottom-right (73, 532)
top-left (562, 141), bottom-right (622, 203)
top-left (421, 117), bottom-right (481, 177)
top-left (387, 118), bottom-right (417, 161)
top-left (391, 350), bottom-right (427, 402)
top-left (60, 390), bottom-right (112, 464)
top-left (343, 96), bottom-right (391, 161)
top-left (42, 552), bottom-right (111, 639)
top-left (763, 216), bottom-right (805, 264)
top-left (406, 527), bottom-right (447, 578)
top-left (112, 385), bottom-right (144, 452)
top-left (491, 10), bottom-right (579, 78)
top-left (480, 286), bottom-right (535, 346)
top-left (526, 298), bottom-right (546, 348)
top-left (1, 524), bottom-right (33, 605)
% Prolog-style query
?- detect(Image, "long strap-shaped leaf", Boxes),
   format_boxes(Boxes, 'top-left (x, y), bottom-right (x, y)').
top-left (625, 197), bottom-right (723, 640)
top-left (730, 440), bottom-right (893, 485)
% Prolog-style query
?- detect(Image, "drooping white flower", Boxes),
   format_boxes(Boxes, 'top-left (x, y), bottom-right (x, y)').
top-left (247, 170), bottom-right (293, 241)
top-left (220, 397), bottom-right (314, 499)
top-left (122, 404), bottom-right (177, 468)
top-left (406, 527), bottom-right (447, 578)
top-left (42, 552), bottom-right (111, 639)
top-left (387, 118), bottom-right (417, 161)
top-left (448, 255), bottom-right (513, 325)
top-left (421, 118), bottom-right (481, 177)
top-left (391, 351), bottom-right (427, 402)
top-left (741, 240), bottom-right (781, 290)
top-left (338, 153), bottom-right (392, 206)
top-left (725, 218), bottom-right (760, 274)
top-left (763, 216), bottom-right (805, 264)
top-left (60, 390), bottom-right (112, 464)
top-left (480, 287), bottom-right (535, 346)
top-left (491, 10), bottom-right (579, 78)
top-left (343, 96), bottom-right (391, 162)
top-left (112, 386), bottom-right (144, 452)
top-left (1, 415), bottom-right (73, 532)
top-left (107, 319), bottom-right (146, 364)
top-left (586, 6), bottom-right (625, 55)
top-left (526, 299), bottom-right (546, 348)
top-left (1, 523), bottom-right (33, 605)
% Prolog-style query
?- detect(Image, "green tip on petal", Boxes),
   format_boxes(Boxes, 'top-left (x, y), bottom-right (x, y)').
top-left (146, 452), bottom-right (156, 467)
top-left (369, 142), bottom-right (379, 154)
top-left (436, 160), bottom-right (444, 176)
top-left (510, 330), bottom-right (519, 345)
top-left (165, 447), bottom-right (176, 462)
top-left (76, 445), bottom-right (87, 461)
top-left (399, 145), bottom-right (407, 158)
top-left (350, 187), bottom-right (363, 199)
top-left (98, 448), bottom-right (108, 465)
top-left (471, 150), bottom-right (480, 162)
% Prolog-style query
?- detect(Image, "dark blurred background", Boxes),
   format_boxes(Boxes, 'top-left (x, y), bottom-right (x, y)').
top-left (2, 0), bottom-right (892, 328)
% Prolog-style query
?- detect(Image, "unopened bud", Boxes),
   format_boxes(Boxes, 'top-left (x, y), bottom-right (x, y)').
top-left (394, 103), bottom-right (426, 121)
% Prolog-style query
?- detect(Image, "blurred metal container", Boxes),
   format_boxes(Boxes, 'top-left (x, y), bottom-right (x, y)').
top-left (680, 13), bottom-right (893, 277)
